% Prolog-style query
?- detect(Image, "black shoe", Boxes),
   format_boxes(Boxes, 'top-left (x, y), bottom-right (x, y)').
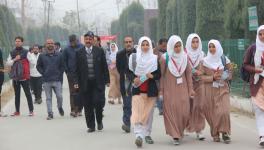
top-left (98, 123), bottom-right (103, 131)
top-left (87, 128), bottom-right (95, 133)
top-left (47, 113), bottom-right (53, 120)
top-left (222, 133), bottom-right (231, 144)
top-left (37, 99), bottom-right (42, 104)
top-left (159, 111), bottom-right (163, 116)
top-left (135, 137), bottom-right (143, 148)
top-left (70, 112), bottom-right (77, 117)
top-left (173, 138), bottom-right (180, 145)
top-left (58, 108), bottom-right (64, 116)
top-left (122, 124), bottom-right (130, 133)
top-left (145, 136), bottom-right (154, 144)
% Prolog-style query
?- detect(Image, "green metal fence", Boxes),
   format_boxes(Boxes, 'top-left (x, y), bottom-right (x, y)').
top-left (202, 39), bottom-right (252, 98)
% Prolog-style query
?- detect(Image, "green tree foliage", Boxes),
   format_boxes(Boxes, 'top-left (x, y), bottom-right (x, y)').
top-left (157, 0), bottom-right (169, 39)
top-left (195, 0), bottom-right (226, 40)
top-left (148, 17), bottom-right (158, 43)
top-left (111, 2), bottom-right (144, 47)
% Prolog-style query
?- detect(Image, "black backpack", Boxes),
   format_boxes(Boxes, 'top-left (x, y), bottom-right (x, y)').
top-left (240, 45), bottom-right (256, 82)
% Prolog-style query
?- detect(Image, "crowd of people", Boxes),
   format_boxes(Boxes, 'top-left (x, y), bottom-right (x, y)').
top-left (0, 25), bottom-right (264, 148)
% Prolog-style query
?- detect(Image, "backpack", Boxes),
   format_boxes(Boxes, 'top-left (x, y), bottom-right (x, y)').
top-left (9, 61), bottom-right (24, 81)
top-left (240, 45), bottom-right (255, 82)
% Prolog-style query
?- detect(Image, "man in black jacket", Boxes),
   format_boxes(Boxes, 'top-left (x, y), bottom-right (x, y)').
top-left (116, 36), bottom-right (136, 133)
top-left (73, 31), bottom-right (109, 133)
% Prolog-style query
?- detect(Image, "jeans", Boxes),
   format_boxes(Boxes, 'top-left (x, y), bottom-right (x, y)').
top-left (13, 80), bottom-right (34, 112)
top-left (43, 81), bottom-right (63, 115)
top-left (122, 94), bottom-right (132, 127)
top-left (156, 97), bottom-right (163, 113)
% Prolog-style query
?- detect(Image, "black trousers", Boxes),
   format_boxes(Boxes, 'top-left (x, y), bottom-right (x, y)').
top-left (30, 76), bottom-right (42, 100)
top-left (13, 80), bottom-right (34, 112)
top-left (81, 79), bottom-right (105, 129)
top-left (0, 73), bottom-right (4, 112)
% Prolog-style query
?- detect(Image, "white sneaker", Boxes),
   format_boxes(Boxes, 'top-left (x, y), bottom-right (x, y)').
top-left (259, 137), bottom-right (264, 147)
top-left (197, 132), bottom-right (205, 141)
top-left (0, 112), bottom-right (7, 117)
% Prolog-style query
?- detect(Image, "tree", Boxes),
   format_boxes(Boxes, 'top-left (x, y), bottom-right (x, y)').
top-left (148, 17), bottom-right (158, 43)
top-left (195, 0), bottom-right (226, 40)
top-left (157, 0), bottom-right (169, 39)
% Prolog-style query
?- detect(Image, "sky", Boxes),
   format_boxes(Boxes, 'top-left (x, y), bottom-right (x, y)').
top-left (3, 0), bottom-right (157, 34)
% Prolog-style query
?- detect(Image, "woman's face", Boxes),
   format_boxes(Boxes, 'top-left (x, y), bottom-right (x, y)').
top-left (191, 37), bottom-right (199, 50)
top-left (209, 43), bottom-right (216, 55)
top-left (141, 40), bottom-right (150, 53)
top-left (111, 44), bottom-right (116, 51)
top-left (259, 29), bottom-right (264, 43)
top-left (174, 42), bottom-right (182, 53)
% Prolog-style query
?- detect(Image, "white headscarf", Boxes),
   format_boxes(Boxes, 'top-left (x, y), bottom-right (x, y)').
top-left (186, 33), bottom-right (204, 68)
top-left (203, 39), bottom-right (224, 70)
top-left (109, 43), bottom-right (118, 62)
top-left (254, 25), bottom-right (264, 84)
top-left (163, 35), bottom-right (188, 77)
top-left (129, 36), bottom-right (158, 76)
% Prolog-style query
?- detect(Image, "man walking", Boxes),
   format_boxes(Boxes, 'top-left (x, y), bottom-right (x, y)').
top-left (6, 36), bottom-right (34, 117)
top-left (116, 36), bottom-right (136, 133)
top-left (28, 44), bottom-right (42, 104)
top-left (37, 39), bottom-right (65, 120)
top-left (63, 34), bottom-right (84, 117)
top-left (73, 31), bottom-right (109, 132)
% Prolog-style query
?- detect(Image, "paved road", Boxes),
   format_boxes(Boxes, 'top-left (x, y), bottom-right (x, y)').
top-left (0, 79), bottom-right (261, 150)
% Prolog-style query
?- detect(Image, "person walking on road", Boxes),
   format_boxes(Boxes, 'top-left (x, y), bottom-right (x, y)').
top-left (37, 39), bottom-right (65, 120)
top-left (73, 31), bottom-right (109, 133)
top-left (0, 47), bottom-right (6, 117)
top-left (6, 36), bottom-right (34, 117)
top-left (116, 36), bottom-right (136, 133)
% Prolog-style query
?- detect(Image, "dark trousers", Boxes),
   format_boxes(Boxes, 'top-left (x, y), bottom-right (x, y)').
top-left (13, 80), bottom-right (34, 112)
top-left (67, 74), bottom-right (83, 113)
top-left (122, 94), bottom-right (132, 127)
top-left (81, 79), bottom-right (104, 129)
top-left (30, 76), bottom-right (42, 100)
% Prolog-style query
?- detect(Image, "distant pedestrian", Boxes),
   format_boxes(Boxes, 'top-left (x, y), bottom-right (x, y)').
top-left (0, 47), bottom-right (6, 117)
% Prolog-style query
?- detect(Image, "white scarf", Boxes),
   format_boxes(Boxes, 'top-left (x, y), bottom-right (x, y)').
top-left (186, 33), bottom-right (204, 68)
top-left (129, 36), bottom-right (158, 76)
top-left (163, 35), bottom-right (188, 77)
top-left (109, 43), bottom-right (118, 62)
top-left (203, 39), bottom-right (224, 70)
top-left (254, 25), bottom-right (264, 84)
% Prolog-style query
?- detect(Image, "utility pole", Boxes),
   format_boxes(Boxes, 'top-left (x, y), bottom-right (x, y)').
top-left (42, 0), bottom-right (48, 25)
top-left (76, 0), bottom-right (81, 36)
top-left (21, 0), bottom-right (25, 32)
top-left (46, 0), bottom-right (55, 39)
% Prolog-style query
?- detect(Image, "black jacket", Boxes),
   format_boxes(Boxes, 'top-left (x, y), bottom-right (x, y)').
top-left (74, 46), bottom-right (110, 93)
top-left (37, 51), bottom-right (64, 82)
top-left (131, 61), bottom-right (161, 97)
top-left (116, 48), bottom-right (136, 96)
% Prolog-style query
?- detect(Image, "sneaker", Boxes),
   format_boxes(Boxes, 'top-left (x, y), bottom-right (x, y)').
top-left (135, 137), bottom-right (143, 148)
top-left (58, 108), bottom-right (64, 116)
top-left (28, 111), bottom-right (34, 117)
top-left (87, 128), bottom-right (95, 133)
top-left (259, 136), bottom-right (264, 147)
top-left (37, 99), bottom-right (42, 104)
top-left (11, 112), bottom-right (20, 117)
top-left (0, 112), bottom-right (7, 117)
top-left (122, 124), bottom-right (131, 133)
top-left (173, 138), bottom-right (180, 145)
top-left (145, 136), bottom-right (154, 144)
top-left (98, 123), bottom-right (103, 131)
top-left (47, 113), bottom-right (53, 120)
top-left (159, 111), bottom-right (163, 116)
top-left (197, 132), bottom-right (205, 141)
top-left (222, 133), bottom-right (231, 144)
top-left (213, 136), bottom-right (221, 142)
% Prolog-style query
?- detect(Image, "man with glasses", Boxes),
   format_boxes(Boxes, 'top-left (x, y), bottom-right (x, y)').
top-left (116, 36), bottom-right (136, 133)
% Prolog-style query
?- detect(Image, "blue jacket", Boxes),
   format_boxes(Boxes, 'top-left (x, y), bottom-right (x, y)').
top-left (63, 43), bottom-right (83, 76)
top-left (36, 51), bottom-right (64, 82)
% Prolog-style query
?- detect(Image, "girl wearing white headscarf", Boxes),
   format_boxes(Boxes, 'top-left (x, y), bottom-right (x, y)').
top-left (159, 35), bottom-right (194, 145)
top-left (185, 33), bottom-right (206, 140)
top-left (202, 39), bottom-right (232, 144)
top-left (243, 25), bottom-right (264, 147)
top-left (107, 43), bottom-right (121, 104)
top-left (128, 36), bottom-right (160, 148)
